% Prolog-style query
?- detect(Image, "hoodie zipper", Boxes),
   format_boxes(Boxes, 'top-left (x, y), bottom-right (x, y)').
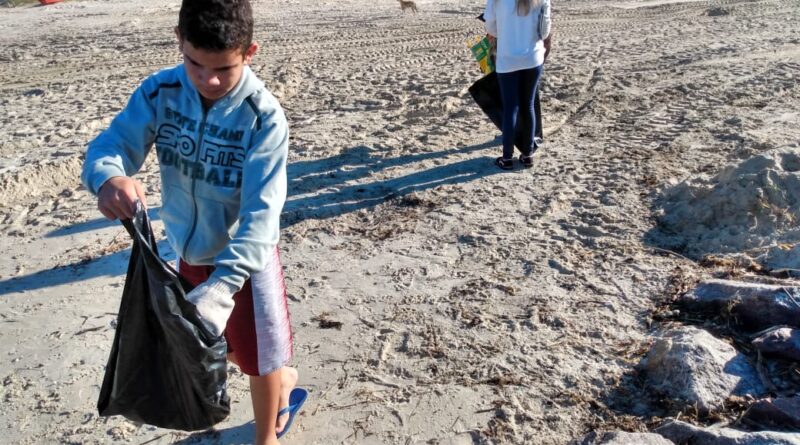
top-left (181, 107), bottom-right (208, 261)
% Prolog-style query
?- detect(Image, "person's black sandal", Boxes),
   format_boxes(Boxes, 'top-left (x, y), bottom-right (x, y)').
top-left (495, 157), bottom-right (514, 170)
top-left (519, 154), bottom-right (534, 168)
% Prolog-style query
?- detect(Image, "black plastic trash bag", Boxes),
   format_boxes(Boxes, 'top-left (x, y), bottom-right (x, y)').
top-left (97, 204), bottom-right (230, 431)
top-left (468, 72), bottom-right (544, 153)
top-left (469, 71), bottom-right (525, 151)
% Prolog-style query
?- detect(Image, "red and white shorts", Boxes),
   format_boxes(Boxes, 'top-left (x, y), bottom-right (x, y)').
top-left (179, 247), bottom-right (293, 376)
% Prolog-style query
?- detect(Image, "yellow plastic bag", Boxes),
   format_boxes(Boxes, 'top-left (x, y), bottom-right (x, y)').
top-left (468, 35), bottom-right (495, 74)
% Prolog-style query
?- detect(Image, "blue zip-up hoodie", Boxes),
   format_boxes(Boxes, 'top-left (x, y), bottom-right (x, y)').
top-left (82, 64), bottom-right (288, 290)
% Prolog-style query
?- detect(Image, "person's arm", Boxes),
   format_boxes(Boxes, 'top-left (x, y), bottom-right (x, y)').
top-left (539, 0), bottom-right (552, 40)
top-left (186, 99), bottom-right (289, 336)
top-left (81, 80), bottom-right (157, 219)
top-left (484, 0), bottom-right (497, 37)
top-left (544, 33), bottom-right (552, 61)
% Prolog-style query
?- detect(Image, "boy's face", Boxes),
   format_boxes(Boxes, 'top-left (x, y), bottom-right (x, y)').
top-left (178, 36), bottom-right (258, 106)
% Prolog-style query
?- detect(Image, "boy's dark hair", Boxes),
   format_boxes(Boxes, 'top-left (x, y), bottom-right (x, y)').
top-left (178, 0), bottom-right (253, 52)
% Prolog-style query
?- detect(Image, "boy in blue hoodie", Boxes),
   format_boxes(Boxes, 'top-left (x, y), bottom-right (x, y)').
top-left (81, 0), bottom-right (298, 443)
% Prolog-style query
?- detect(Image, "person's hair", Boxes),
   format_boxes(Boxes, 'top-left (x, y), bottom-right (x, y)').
top-left (178, 0), bottom-right (253, 52)
top-left (515, 0), bottom-right (543, 16)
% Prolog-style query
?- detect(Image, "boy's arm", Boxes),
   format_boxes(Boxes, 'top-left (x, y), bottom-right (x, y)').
top-left (484, 0), bottom-right (497, 37)
top-left (211, 106), bottom-right (289, 290)
top-left (81, 82), bottom-right (157, 219)
top-left (186, 105), bottom-right (288, 337)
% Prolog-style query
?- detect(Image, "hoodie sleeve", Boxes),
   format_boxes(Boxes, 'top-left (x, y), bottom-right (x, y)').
top-left (484, 0), bottom-right (497, 37)
top-left (538, 0), bottom-right (552, 40)
top-left (81, 79), bottom-right (157, 195)
top-left (208, 100), bottom-right (289, 290)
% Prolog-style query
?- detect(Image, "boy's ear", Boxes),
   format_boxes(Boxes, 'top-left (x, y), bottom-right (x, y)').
top-left (244, 42), bottom-right (259, 64)
top-left (174, 27), bottom-right (183, 50)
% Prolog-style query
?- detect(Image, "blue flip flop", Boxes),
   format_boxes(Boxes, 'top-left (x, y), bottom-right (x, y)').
top-left (276, 387), bottom-right (308, 439)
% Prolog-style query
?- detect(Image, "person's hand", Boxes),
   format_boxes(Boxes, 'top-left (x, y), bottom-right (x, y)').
top-left (486, 34), bottom-right (497, 49)
top-left (543, 35), bottom-right (552, 62)
top-left (97, 176), bottom-right (147, 220)
top-left (186, 279), bottom-right (238, 337)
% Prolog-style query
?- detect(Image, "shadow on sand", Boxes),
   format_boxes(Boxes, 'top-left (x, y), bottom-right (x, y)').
top-left (171, 421), bottom-right (257, 445)
top-left (2, 140), bottom-right (500, 295)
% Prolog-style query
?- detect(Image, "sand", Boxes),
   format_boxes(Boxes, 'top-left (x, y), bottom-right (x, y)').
top-left (0, 0), bottom-right (798, 443)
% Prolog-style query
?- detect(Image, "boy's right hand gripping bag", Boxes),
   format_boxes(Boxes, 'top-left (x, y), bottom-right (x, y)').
top-left (97, 203), bottom-right (230, 431)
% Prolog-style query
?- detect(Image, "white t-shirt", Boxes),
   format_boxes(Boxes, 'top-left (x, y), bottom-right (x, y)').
top-left (484, 0), bottom-right (551, 73)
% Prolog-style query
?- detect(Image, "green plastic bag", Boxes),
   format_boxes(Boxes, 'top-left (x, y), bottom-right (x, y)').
top-left (468, 35), bottom-right (495, 74)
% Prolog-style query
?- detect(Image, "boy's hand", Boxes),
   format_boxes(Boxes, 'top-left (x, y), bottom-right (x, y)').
top-left (186, 279), bottom-right (238, 337)
top-left (98, 176), bottom-right (147, 220)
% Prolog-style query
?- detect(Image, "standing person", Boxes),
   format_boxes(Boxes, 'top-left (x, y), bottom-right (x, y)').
top-left (484, 0), bottom-right (551, 169)
top-left (81, 0), bottom-right (304, 443)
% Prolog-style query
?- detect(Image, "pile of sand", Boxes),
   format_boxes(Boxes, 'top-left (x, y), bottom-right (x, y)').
top-left (652, 147), bottom-right (800, 270)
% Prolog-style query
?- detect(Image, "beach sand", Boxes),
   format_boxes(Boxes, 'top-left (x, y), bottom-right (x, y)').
top-left (0, 0), bottom-right (798, 443)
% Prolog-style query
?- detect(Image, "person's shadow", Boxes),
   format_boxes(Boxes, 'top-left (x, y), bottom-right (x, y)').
top-left (0, 140), bottom-right (501, 296)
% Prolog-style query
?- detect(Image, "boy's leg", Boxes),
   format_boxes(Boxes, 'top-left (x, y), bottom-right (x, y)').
top-left (276, 366), bottom-right (298, 432)
top-left (251, 370), bottom-right (282, 445)
top-left (230, 359), bottom-right (298, 436)
top-left (226, 247), bottom-right (295, 439)
top-left (181, 258), bottom-right (297, 440)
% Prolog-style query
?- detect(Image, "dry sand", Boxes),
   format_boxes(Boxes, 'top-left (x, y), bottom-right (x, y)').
top-left (0, 0), bottom-right (799, 443)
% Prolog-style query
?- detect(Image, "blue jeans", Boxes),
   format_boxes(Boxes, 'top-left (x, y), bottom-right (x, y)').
top-left (497, 65), bottom-right (543, 159)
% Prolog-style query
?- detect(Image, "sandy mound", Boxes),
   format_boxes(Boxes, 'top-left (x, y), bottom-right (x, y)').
top-left (0, 155), bottom-right (84, 205)
top-left (651, 147), bottom-right (800, 269)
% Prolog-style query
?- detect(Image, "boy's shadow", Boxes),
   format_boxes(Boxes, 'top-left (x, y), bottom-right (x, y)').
top-left (45, 207), bottom-right (162, 238)
top-left (43, 140), bottom-right (499, 237)
top-left (283, 140), bottom-right (500, 225)
top-left (0, 240), bottom-right (176, 297)
top-left (1, 140), bottom-right (500, 295)
top-left (172, 421), bottom-right (256, 445)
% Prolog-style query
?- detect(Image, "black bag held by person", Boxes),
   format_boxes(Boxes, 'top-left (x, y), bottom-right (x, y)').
top-left (469, 71), bottom-right (525, 151)
top-left (468, 72), bottom-right (544, 153)
top-left (97, 203), bottom-right (230, 431)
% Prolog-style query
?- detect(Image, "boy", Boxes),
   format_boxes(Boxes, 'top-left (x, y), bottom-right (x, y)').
top-left (81, 0), bottom-right (298, 443)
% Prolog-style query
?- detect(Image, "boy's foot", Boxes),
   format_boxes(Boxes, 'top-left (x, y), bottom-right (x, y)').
top-left (495, 157), bottom-right (514, 170)
top-left (276, 367), bottom-right (298, 435)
